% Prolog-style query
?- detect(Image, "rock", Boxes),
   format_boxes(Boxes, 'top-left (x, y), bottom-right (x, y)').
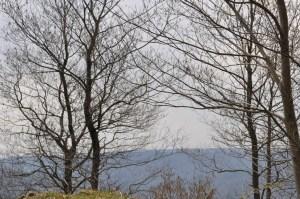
top-left (18, 191), bottom-right (38, 199)
top-left (17, 195), bottom-right (25, 199)
top-left (26, 191), bottom-right (37, 197)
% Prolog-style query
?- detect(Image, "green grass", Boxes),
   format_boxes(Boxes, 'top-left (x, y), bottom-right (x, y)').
top-left (25, 190), bottom-right (130, 199)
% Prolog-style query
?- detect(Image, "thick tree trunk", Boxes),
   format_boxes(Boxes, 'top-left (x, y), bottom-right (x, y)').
top-left (90, 135), bottom-right (100, 190)
top-left (285, 119), bottom-right (300, 198)
top-left (63, 150), bottom-right (74, 194)
top-left (276, 1), bottom-right (300, 197)
top-left (286, 121), bottom-right (300, 198)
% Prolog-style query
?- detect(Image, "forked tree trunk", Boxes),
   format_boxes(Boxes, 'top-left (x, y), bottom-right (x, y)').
top-left (85, 51), bottom-right (101, 190)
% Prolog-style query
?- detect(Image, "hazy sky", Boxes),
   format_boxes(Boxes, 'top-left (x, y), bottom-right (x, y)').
top-left (0, 2), bottom-right (218, 150)
top-left (161, 108), bottom-right (217, 148)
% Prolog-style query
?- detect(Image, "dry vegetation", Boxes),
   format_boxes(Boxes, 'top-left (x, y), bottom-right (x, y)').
top-left (20, 190), bottom-right (129, 199)
top-left (149, 171), bottom-right (214, 199)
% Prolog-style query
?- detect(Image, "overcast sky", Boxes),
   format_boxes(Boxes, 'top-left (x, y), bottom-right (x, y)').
top-left (161, 108), bottom-right (216, 148)
top-left (0, 2), bottom-right (218, 150)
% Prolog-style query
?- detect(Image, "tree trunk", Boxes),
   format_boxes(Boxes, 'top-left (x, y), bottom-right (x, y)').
top-left (266, 114), bottom-right (272, 199)
top-left (90, 134), bottom-right (100, 190)
top-left (289, 140), bottom-right (300, 199)
top-left (266, 82), bottom-right (275, 199)
top-left (84, 53), bottom-right (101, 190)
top-left (246, 64), bottom-right (260, 199)
top-left (250, 136), bottom-right (260, 199)
top-left (276, 1), bottom-right (300, 197)
top-left (245, 15), bottom-right (260, 197)
top-left (63, 150), bottom-right (74, 194)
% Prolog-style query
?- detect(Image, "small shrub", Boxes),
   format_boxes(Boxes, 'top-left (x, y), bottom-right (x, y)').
top-left (149, 171), bottom-right (214, 199)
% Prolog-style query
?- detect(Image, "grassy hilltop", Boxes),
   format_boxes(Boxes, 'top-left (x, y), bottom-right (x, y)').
top-left (21, 190), bottom-right (129, 199)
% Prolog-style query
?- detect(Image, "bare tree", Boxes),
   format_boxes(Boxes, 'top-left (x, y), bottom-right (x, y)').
top-left (0, 0), bottom-right (91, 193)
top-left (136, 0), bottom-right (300, 197)
top-left (59, 0), bottom-right (160, 190)
top-left (1, 0), bottom-right (161, 192)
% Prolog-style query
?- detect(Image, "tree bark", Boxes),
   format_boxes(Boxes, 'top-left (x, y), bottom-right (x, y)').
top-left (63, 150), bottom-right (74, 194)
top-left (246, 61), bottom-right (260, 199)
top-left (266, 113), bottom-right (272, 199)
top-left (246, 10), bottom-right (260, 196)
top-left (90, 134), bottom-right (100, 190)
top-left (276, 1), bottom-right (300, 198)
top-left (266, 82), bottom-right (274, 199)
top-left (84, 47), bottom-right (101, 190)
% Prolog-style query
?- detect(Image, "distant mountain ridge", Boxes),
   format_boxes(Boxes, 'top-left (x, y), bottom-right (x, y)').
top-left (104, 148), bottom-right (250, 199)
top-left (0, 148), bottom-right (255, 199)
